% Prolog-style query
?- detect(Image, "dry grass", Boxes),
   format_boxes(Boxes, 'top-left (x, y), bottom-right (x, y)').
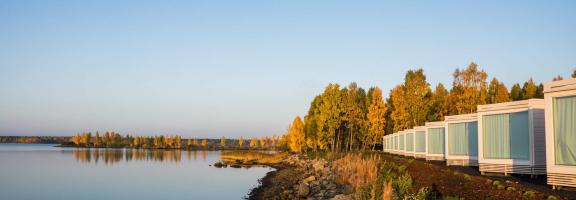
top-left (332, 153), bottom-right (381, 189)
top-left (220, 151), bottom-right (288, 165)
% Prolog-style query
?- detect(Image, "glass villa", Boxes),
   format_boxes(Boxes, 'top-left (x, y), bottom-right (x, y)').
top-left (444, 113), bottom-right (479, 166)
top-left (414, 126), bottom-right (427, 159)
top-left (544, 79), bottom-right (576, 188)
top-left (425, 121), bottom-right (446, 161)
top-left (404, 129), bottom-right (415, 157)
top-left (477, 99), bottom-right (546, 176)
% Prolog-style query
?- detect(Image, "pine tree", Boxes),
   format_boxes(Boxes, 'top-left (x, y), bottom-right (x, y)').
top-left (510, 83), bottom-right (522, 101)
top-left (521, 78), bottom-right (538, 99)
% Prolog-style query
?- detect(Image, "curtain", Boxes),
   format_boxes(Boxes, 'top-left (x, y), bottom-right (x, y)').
top-left (483, 114), bottom-right (510, 159)
top-left (415, 131), bottom-right (426, 152)
top-left (467, 122), bottom-right (479, 156)
top-left (555, 96), bottom-right (576, 165)
top-left (399, 135), bottom-right (405, 150)
top-left (406, 132), bottom-right (414, 151)
top-left (448, 123), bottom-right (468, 155)
top-left (510, 112), bottom-right (529, 159)
top-left (428, 128), bottom-right (445, 154)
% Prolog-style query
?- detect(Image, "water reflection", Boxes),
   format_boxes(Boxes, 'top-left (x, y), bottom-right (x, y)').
top-left (70, 148), bottom-right (208, 165)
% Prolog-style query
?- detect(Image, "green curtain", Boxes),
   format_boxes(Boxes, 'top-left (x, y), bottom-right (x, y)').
top-left (510, 112), bottom-right (529, 159)
top-left (406, 132), bottom-right (414, 151)
top-left (415, 131), bottom-right (426, 152)
top-left (467, 122), bottom-right (479, 156)
top-left (554, 96), bottom-right (576, 165)
top-left (483, 112), bottom-right (529, 159)
top-left (428, 128), bottom-right (445, 154)
top-left (483, 114), bottom-right (510, 159)
top-left (448, 123), bottom-right (468, 155)
top-left (399, 135), bottom-right (405, 150)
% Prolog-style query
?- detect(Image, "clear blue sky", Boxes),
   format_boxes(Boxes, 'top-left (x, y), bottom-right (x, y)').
top-left (0, 0), bottom-right (574, 137)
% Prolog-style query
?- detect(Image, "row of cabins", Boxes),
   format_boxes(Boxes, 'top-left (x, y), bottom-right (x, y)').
top-left (383, 79), bottom-right (576, 188)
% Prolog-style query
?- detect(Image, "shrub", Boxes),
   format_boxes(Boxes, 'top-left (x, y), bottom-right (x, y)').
top-left (394, 173), bottom-right (413, 199)
top-left (496, 184), bottom-right (505, 190)
top-left (506, 187), bottom-right (516, 191)
top-left (463, 174), bottom-right (471, 181)
top-left (547, 195), bottom-right (558, 200)
top-left (492, 180), bottom-right (501, 187)
top-left (523, 191), bottom-right (535, 198)
top-left (485, 179), bottom-right (493, 185)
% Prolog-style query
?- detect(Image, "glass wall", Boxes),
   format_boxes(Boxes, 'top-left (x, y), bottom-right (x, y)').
top-left (415, 131), bottom-right (426, 152)
top-left (554, 96), bottom-right (576, 165)
top-left (406, 132), bottom-right (414, 152)
top-left (447, 122), bottom-right (478, 156)
top-left (427, 128), bottom-right (445, 154)
top-left (482, 112), bottom-right (529, 160)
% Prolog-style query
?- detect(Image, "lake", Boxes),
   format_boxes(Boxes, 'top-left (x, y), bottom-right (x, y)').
top-left (0, 143), bottom-right (271, 200)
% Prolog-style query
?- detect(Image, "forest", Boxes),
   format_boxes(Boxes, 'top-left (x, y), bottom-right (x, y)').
top-left (283, 62), bottom-right (573, 153)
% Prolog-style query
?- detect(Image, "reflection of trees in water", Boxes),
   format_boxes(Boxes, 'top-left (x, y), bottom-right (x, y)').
top-left (72, 148), bottom-right (201, 165)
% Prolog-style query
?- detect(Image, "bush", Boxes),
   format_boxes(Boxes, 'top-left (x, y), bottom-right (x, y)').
top-left (547, 195), bottom-right (558, 200)
top-left (506, 187), bottom-right (516, 191)
top-left (492, 180), bottom-right (500, 187)
top-left (463, 174), bottom-right (471, 181)
top-left (485, 179), bottom-right (493, 185)
top-left (523, 191), bottom-right (535, 198)
top-left (496, 184), bottom-right (505, 190)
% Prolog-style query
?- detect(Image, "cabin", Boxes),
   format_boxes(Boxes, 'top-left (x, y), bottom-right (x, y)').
top-left (426, 121), bottom-right (446, 161)
top-left (404, 129), bottom-right (415, 157)
top-left (413, 126), bottom-right (427, 159)
top-left (544, 79), bottom-right (576, 188)
top-left (477, 99), bottom-right (546, 176)
top-left (444, 113), bottom-right (479, 166)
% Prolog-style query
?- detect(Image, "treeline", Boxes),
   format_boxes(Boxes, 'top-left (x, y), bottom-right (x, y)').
top-left (69, 132), bottom-right (282, 150)
top-left (284, 62), bottom-right (571, 153)
top-left (0, 136), bottom-right (70, 144)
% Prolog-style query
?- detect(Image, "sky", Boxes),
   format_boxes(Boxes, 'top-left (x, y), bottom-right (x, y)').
top-left (0, 0), bottom-right (574, 137)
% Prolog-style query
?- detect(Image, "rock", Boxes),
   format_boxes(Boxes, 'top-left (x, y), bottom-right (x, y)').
top-left (213, 162), bottom-right (224, 168)
top-left (297, 183), bottom-right (310, 197)
top-left (230, 164), bottom-right (241, 168)
top-left (331, 194), bottom-right (352, 200)
top-left (303, 176), bottom-right (316, 184)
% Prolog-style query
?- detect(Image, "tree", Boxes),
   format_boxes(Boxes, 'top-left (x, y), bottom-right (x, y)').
top-left (449, 62), bottom-right (488, 114)
top-left (428, 83), bottom-right (449, 121)
top-left (316, 83), bottom-right (343, 151)
top-left (403, 69), bottom-right (431, 127)
top-left (93, 132), bottom-right (101, 147)
top-left (572, 69), bottom-right (576, 78)
top-left (220, 136), bottom-right (226, 147)
top-left (553, 75), bottom-right (564, 81)
top-left (390, 85), bottom-right (409, 132)
top-left (288, 116), bottom-right (306, 153)
top-left (250, 137), bottom-right (258, 149)
top-left (239, 136), bottom-right (244, 147)
top-left (304, 96), bottom-right (321, 151)
top-left (201, 139), bottom-right (207, 148)
top-left (487, 78), bottom-right (510, 104)
top-left (510, 83), bottom-right (522, 101)
top-left (133, 136), bottom-right (140, 148)
top-left (366, 87), bottom-right (387, 150)
top-left (521, 78), bottom-right (538, 99)
top-left (343, 82), bottom-right (367, 151)
top-left (193, 138), bottom-right (199, 146)
top-left (536, 84), bottom-right (544, 99)
top-left (187, 138), bottom-right (192, 149)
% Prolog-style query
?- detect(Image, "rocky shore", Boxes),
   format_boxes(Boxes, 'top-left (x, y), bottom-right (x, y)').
top-left (246, 155), bottom-right (352, 200)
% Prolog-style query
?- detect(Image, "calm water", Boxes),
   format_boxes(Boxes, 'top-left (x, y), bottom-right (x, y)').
top-left (0, 143), bottom-right (271, 200)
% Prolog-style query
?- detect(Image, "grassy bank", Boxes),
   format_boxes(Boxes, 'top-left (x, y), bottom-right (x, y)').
top-left (220, 151), bottom-right (289, 166)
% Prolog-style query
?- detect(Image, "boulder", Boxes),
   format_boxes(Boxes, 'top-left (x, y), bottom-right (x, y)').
top-left (297, 183), bottom-right (310, 197)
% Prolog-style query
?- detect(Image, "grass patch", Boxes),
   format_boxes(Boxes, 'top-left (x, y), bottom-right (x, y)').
top-left (220, 151), bottom-right (288, 165)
